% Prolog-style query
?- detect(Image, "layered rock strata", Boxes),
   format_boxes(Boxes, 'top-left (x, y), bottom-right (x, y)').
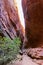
top-left (0, 0), bottom-right (25, 43)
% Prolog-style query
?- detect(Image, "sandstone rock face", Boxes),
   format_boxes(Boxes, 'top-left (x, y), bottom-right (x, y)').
top-left (0, 0), bottom-right (25, 42)
top-left (22, 0), bottom-right (43, 62)
top-left (22, 0), bottom-right (43, 48)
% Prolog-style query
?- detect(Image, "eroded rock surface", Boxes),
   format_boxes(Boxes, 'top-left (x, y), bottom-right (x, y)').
top-left (23, 48), bottom-right (43, 59)
top-left (0, 0), bottom-right (25, 42)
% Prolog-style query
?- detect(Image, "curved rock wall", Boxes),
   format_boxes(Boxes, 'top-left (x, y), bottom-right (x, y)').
top-left (1, 0), bottom-right (43, 48)
top-left (22, 0), bottom-right (43, 48)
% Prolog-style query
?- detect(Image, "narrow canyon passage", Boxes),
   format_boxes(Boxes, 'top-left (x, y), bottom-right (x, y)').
top-left (0, 0), bottom-right (43, 65)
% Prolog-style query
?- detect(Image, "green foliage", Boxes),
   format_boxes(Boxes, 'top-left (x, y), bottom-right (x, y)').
top-left (0, 36), bottom-right (21, 65)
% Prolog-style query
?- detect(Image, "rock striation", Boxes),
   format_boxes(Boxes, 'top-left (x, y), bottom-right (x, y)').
top-left (0, 0), bottom-right (25, 43)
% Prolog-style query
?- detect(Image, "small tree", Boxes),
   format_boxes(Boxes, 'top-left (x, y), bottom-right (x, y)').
top-left (0, 36), bottom-right (21, 65)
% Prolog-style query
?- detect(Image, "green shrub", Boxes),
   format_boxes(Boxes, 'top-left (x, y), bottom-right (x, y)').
top-left (0, 36), bottom-right (21, 65)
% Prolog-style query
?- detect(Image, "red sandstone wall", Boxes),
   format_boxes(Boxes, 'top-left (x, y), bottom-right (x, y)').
top-left (22, 0), bottom-right (43, 48)
top-left (0, 0), bottom-right (25, 44)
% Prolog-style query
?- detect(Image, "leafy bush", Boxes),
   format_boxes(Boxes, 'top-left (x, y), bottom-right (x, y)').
top-left (0, 36), bottom-right (21, 65)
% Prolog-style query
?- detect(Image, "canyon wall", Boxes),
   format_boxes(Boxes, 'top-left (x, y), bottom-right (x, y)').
top-left (22, 0), bottom-right (43, 48)
top-left (0, 0), bottom-right (43, 48)
top-left (0, 0), bottom-right (25, 43)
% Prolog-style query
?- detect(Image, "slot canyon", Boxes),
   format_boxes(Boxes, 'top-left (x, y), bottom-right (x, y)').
top-left (0, 0), bottom-right (43, 65)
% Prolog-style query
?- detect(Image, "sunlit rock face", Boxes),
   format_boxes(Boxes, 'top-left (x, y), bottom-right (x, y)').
top-left (15, 0), bottom-right (25, 30)
top-left (22, 0), bottom-right (43, 48)
top-left (0, 0), bottom-right (25, 42)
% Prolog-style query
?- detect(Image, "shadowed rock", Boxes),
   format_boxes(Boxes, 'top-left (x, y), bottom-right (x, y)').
top-left (22, 1), bottom-right (43, 64)
top-left (22, 0), bottom-right (43, 48)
